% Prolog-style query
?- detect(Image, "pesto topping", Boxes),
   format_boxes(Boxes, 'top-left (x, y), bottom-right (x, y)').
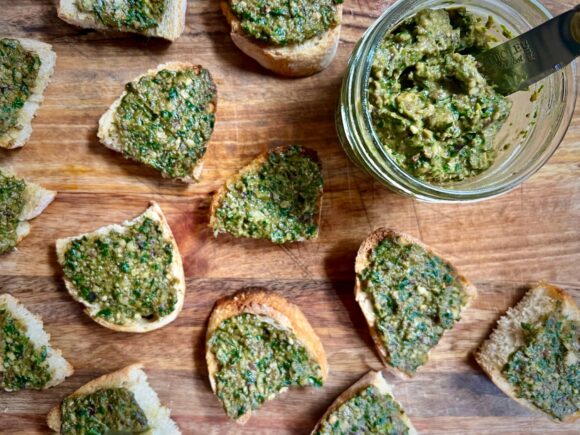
top-left (113, 67), bottom-right (216, 181)
top-left (228, 0), bottom-right (343, 46)
top-left (0, 306), bottom-right (52, 391)
top-left (503, 307), bottom-right (579, 421)
top-left (0, 169), bottom-right (26, 254)
top-left (61, 215), bottom-right (178, 325)
top-left (212, 145), bottom-right (323, 244)
top-left (75, 0), bottom-right (166, 32)
top-left (61, 388), bottom-right (149, 435)
top-left (358, 234), bottom-right (469, 375)
top-left (208, 313), bottom-right (323, 419)
top-left (0, 38), bottom-right (40, 137)
top-left (368, 8), bottom-right (512, 183)
top-left (315, 385), bottom-right (410, 435)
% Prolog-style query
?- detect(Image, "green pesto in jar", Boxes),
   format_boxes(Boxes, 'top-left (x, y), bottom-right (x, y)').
top-left (0, 38), bottom-right (40, 137)
top-left (61, 215), bottom-right (178, 325)
top-left (0, 306), bottom-right (52, 391)
top-left (358, 234), bottom-right (470, 375)
top-left (228, 0), bottom-right (343, 46)
top-left (315, 385), bottom-right (410, 435)
top-left (113, 67), bottom-right (216, 181)
top-left (0, 169), bottom-right (26, 254)
top-left (75, 0), bottom-right (166, 32)
top-left (212, 145), bottom-right (323, 244)
top-left (368, 8), bottom-right (512, 183)
top-left (60, 388), bottom-right (149, 435)
top-left (208, 313), bottom-right (323, 419)
top-left (502, 306), bottom-right (579, 421)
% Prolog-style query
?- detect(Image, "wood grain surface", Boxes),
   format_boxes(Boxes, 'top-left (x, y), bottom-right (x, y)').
top-left (1, 0), bottom-right (579, 434)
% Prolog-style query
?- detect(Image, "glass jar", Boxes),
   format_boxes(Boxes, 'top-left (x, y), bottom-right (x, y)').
top-left (337, 0), bottom-right (577, 202)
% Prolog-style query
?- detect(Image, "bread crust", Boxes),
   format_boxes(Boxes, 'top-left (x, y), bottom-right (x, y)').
top-left (0, 38), bottom-right (56, 149)
top-left (354, 228), bottom-right (477, 378)
top-left (57, 0), bottom-right (187, 41)
top-left (221, 2), bottom-right (342, 77)
top-left (475, 282), bottom-right (579, 423)
top-left (55, 202), bottom-right (185, 333)
top-left (209, 145), bottom-right (323, 242)
top-left (98, 61), bottom-right (217, 183)
top-left (311, 371), bottom-right (417, 435)
top-left (205, 289), bottom-right (328, 425)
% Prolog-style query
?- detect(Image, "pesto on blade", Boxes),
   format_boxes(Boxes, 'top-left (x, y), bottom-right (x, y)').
top-left (75, 0), bottom-right (166, 31)
top-left (0, 169), bottom-right (26, 254)
top-left (208, 313), bottom-right (323, 419)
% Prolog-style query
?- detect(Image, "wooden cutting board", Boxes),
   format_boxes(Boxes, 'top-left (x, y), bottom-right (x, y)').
top-left (1, 1), bottom-right (579, 434)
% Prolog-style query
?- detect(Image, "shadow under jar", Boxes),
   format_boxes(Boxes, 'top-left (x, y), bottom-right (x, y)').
top-left (337, 0), bottom-right (577, 202)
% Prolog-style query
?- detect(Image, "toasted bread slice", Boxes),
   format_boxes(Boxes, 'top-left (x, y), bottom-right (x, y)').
top-left (355, 228), bottom-right (477, 378)
top-left (476, 283), bottom-right (579, 423)
top-left (0, 294), bottom-right (73, 391)
top-left (0, 38), bottom-right (56, 149)
top-left (57, 0), bottom-right (187, 41)
top-left (0, 167), bottom-right (56, 254)
top-left (47, 363), bottom-right (180, 434)
top-left (311, 371), bottom-right (417, 434)
top-left (206, 289), bottom-right (328, 425)
top-left (98, 62), bottom-right (217, 183)
top-left (55, 202), bottom-right (185, 333)
top-left (221, 2), bottom-right (342, 77)
top-left (209, 145), bottom-right (323, 244)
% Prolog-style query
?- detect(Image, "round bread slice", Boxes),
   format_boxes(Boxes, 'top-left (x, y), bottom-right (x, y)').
top-left (57, 0), bottom-right (187, 41)
top-left (0, 38), bottom-right (56, 149)
top-left (355, 227), bottom-right (477, 379)
top-left (311, 371), bottom-right (417, 434)
top-left (0, 293), bottom-right (73, 391)
top-left (221, 1), bottom-right (342, 77)
top-left (475, 282), bottom-right (579, 423)
top-left (98, 62), bottom-right (217, 183)
top-left (47, 363), bottom-right (180, 434)
top-left (206, 289), bottom-right (328, 425)
top-left (55, 202), bottom-right (185, 333)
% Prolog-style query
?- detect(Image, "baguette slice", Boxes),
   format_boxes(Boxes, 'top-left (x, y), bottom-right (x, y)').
top-left (0, 38), bottom-right (56, 149)
top-left (47, 363), bottom-right (180, 434)
top-left (98, 62), bottom-right (217, 183)
top-left (475, 283), bottom-right (579, 423)
top-left (57, 0), bottom-right (187, 41)
top-left (355, 228), bottom-right (477, 378)
top-left (206, 289), bottom-right (328, 425)
top-left (311, 371), bottom-right (417, 435)
top-left (0, 294), bottom-right (73, 391)
top-left (1, 167), bottom-right (56, 254)
top-left (221, 2), bottom-right (342, 77)
top-left (55, 202), bottom-right (185, 333)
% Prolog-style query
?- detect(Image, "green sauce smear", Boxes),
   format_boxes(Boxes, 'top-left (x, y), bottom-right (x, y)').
top-left (0, 169), bottom-right (26, 254)
top-left (76, 0), bottom-right (166, 31)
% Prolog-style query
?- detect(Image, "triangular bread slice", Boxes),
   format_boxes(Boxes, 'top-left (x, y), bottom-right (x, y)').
top-left (57, 0), bottom-right (187, 41)
top-left (0, 38), bottom-right (56, 149)
top-left (55, 202), bottom-right (185, 333)
top-left (220, 2), bottom-right (342, 77)
top-left (0, 293), bottom-right (73, 391)
top-left (475, 283), bottom-right (579, 423)
top-left (311, 371), bottom-right (417, 434)
top-left (206, 289), bottom-right (328, 424)
top-left (1, 167), bottom-right (56, 254)
top-left (47, 363), bottom-right (180, 434)
top-left (355, 228), bottom-right (477, 378)
top-left (98, 62), bottom-right (217, 183)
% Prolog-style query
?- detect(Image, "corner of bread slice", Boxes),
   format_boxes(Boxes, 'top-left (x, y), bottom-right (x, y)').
top-left (47, 363), bottom-right (181, 434)
top-left (0, 293), bottom-right (73, 391)
top-left (475, 282), bottom-right (579, 423)
top-left (354, 227), bottom-right (477, 378)
top-left (311, 371), bottom-right (417, 435)
top-left (55, 202), bottom-right (185, 333)
top-left (0, 38), bottom-right (56, 149)
top-left (221, 2), bottom-right (342, 77)
top-left (206, 288), bottom-right (328, 424)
